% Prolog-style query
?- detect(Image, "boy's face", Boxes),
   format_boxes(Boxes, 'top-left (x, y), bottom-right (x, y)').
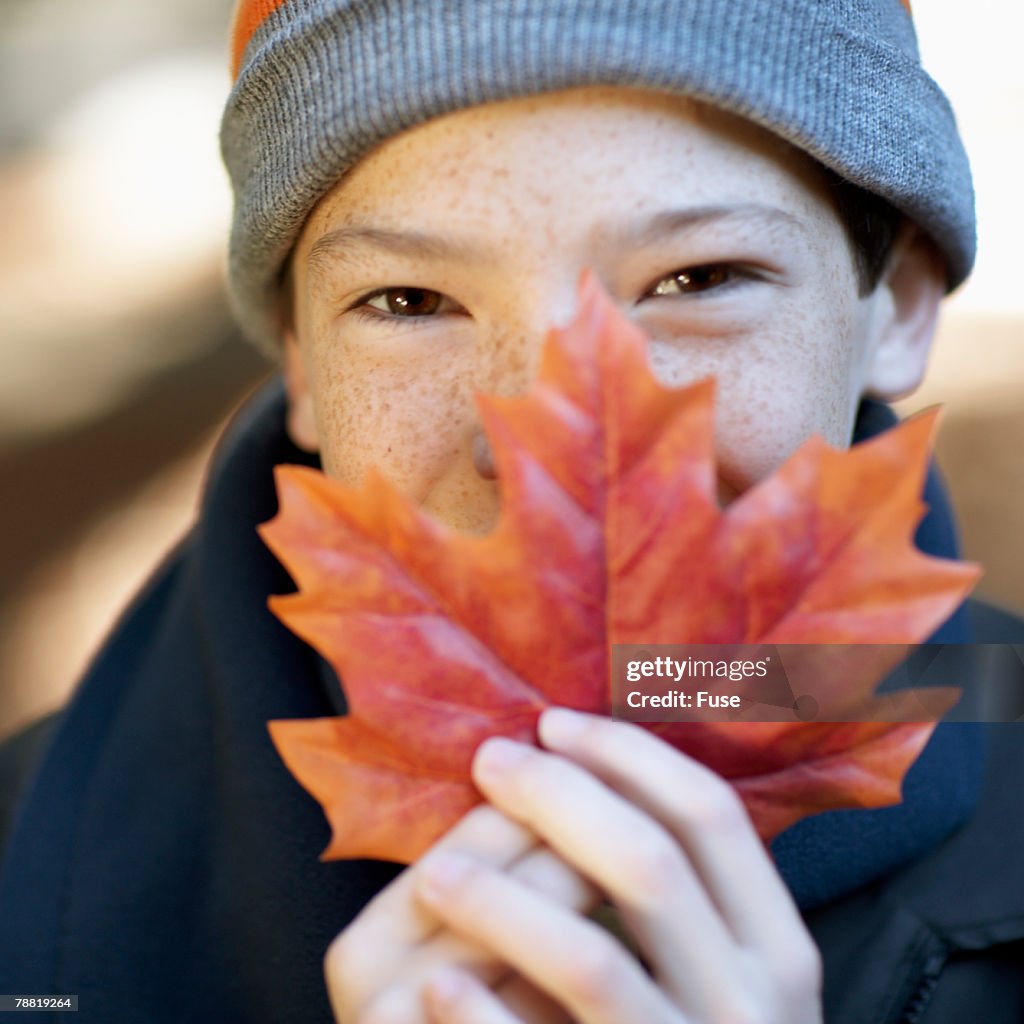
top-left (284, 87), bottom-right (920, 532)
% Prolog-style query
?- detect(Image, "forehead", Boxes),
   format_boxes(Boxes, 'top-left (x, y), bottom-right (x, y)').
top-left (298, 86), bottom-right (835, 249)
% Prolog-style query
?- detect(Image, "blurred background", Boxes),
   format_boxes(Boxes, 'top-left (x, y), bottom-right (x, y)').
top-left (0, 0), bottom-right (270, 741)
top-left (0, 1), bottom-right (1021, 740)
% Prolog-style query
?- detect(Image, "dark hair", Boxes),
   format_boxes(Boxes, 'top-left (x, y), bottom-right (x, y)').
top-left (821, 167), bottom-right (904, 296)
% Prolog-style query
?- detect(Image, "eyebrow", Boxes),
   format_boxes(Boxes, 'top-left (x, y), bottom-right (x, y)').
top-left (306, 203), bottom-right (806, 272)
top-left (308, 225), bottom-right (486, 270)
top-left (609, 203), bottom-right (806, 249)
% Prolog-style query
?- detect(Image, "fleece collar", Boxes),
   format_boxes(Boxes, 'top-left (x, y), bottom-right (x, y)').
top-left (770, 398), bottom-right (983, 910)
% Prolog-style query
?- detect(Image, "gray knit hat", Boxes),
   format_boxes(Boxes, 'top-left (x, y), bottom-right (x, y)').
top-left (221, 0), bottom-right (975, 352)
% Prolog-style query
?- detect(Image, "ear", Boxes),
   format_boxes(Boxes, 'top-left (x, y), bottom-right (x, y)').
top-left (282, 329), bottom-right (320, 453)
top-left (863, 224), bottom-right (947, 401)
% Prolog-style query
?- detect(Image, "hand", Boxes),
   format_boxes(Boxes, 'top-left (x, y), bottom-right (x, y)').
top-left (414, 709), bottom-right (823, 1023)
top-left (324, 799), bottom-right (600, 1022)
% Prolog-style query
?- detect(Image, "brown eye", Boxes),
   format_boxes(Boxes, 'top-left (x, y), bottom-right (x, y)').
top-left (367, 287), bottom-right (444, 316)
top-left (649, 265), bottom-right (733, 296)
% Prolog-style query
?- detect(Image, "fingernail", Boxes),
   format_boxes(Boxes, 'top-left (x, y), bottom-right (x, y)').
top-left (417, 851), bottom-right (473, 902)
top-left (425, 968), bottom-right (468, 1006)
top-left (473, 736), bottom-right (530, 783)
top-left (539, 706), bottom-right (588, 746)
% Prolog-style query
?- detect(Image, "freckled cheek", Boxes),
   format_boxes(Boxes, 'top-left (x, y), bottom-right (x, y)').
top-left (714, 370), bottom-right (856, 488)
top-left (661, 339), bottom-right (858, 493)
top-left (308, 349), bottom-right (479, 498)
top-left (713, 400), bottom-right (813, 492)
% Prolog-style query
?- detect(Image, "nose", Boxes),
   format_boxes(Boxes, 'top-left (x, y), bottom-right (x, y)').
top-left (468, 277), bottom-right (584, 485)
top-left (471, 275), bottom-right (583, 399)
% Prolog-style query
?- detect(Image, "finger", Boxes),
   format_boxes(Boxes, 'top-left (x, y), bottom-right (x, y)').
top-left (539, 708), bottom-right (811, 950)
top-left (410, 841), bottom-right (601, 981)
top-left (325, 804), bottom-right (537, 1017)
top-left (415, 853), bottom-right (686, 1024)
top-left (346, 840), bottom-right (601, 1023)
top-left (509, 840), bottom-right (601, 909)
top-left (367, 803), bottom-right (537, 943)
top-left (364, 954), bottom-right (573, 1024)
top-left (495, 975), bottom-right (576, 1024)
top-left (423, 968), bottom-right (523, 1024)
top-left (424, 968), bottom-right (573, 1024)
top-left (471, 735), bottom-right (737, 1006)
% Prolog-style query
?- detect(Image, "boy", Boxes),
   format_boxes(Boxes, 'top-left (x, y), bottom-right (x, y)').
top-left (2, 2), bottom-right (1023, 1021)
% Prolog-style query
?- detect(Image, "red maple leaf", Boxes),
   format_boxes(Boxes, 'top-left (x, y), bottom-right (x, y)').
top-left (260, 271), bottom-right (979, 863)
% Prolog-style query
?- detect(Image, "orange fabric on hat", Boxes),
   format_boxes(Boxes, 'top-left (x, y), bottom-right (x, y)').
top-left (230, 0), bottom-right (913, 80)
top-left (231, 0), bottom-right (291, 79)
top-left (235, 0), bottom-right (917, 78)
